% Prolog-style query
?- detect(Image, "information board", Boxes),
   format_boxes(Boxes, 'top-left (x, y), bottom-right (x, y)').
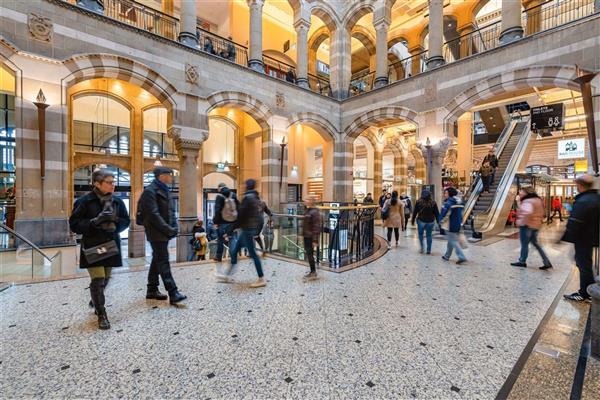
top-left (530, 104), bottom-right (564, 131)
top-left (558, 138), bottom-right (585, 160)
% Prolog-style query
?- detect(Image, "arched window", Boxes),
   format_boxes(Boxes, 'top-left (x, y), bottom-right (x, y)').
top-left (143, 106), bottom-right (175, 159)
top-left (205, 117), bottom-right (236, 165)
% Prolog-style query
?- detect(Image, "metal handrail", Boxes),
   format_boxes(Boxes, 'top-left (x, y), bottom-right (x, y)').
top-left (0, 223), bottom-right (59, 263)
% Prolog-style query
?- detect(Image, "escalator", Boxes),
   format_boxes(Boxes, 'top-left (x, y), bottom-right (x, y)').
top-left (463, 118), bottom-right (535, 239)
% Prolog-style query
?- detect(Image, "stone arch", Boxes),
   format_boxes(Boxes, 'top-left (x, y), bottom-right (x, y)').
top-left (287, 112), bottom-right (337, 141)
top-left (409, 143), bottom-right (426, 181)
top-left (309, 3), bottom-right (339, 32)
top-left (344, 1), bottom-right (375, 31)
top-left (344, 106), bottom-right (420, 140)
top-left (62, 54), bottom-right (178, 108)
top-left (308, 26), bottom-right (330, 53)
top-left (351, 25), bottom-right (376, 56)
top-left (442, 65), bottom-right (587, 135)
top-left (472, 0), bottom-right (494, 19)
top-left (206, 91), bottom-right (273, 132)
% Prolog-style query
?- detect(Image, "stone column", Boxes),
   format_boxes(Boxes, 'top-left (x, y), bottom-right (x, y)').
top-left (178, 0), bottom-right (198, 47)
top-left (408, 45), bottom-right (424, 77)
top-left (247, 0), bottom-right (265, 72)
top-left (500, 0), bottom-right (524, 44)
top-left (426, 0), bottom-right (445, 70)
top-left (373, 20), bottom-right (390, 88)
top-left (174, 134), bottom-right (205, 263)
top-left (394, 154), bottom-right (408, 193)
top-left (330, 28), bottom-right (352, 99)
top-left (128, 108), bottom-right (145, 258)
top-left (425, 139), bottom-right (450, 206)
top-left (457, 23), bottom-right (475, 59)
top-left (374, 145), bottom-right (384, 195)
top-left (295, 19), bottom-right (310, 88)
top-left (333, 136), bottom-right (354, 202)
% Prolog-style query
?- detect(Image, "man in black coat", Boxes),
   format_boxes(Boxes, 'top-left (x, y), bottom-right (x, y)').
top-left (217, 179), bottom-right (265, 288)
top-left (212, 182), bottom-right (239, 261)
top-left (139, 167), bottom-right (186, 304)
top-left (562, 175), bottom-right (600, 302)
top-left (69, 169), bottom-right (130, 329)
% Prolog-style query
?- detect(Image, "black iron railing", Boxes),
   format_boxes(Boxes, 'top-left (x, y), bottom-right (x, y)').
top-left (388, 50), bottom-right (427, 84)
top-left (197, 28), bottom-right (249, 67)
top-left (349, 70), bottom-right (375, 97)
top-left (270, 204), bottom-right (379, 269)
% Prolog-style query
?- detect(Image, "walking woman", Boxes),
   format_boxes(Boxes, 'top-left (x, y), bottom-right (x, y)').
top-left (411, 189), bottom-right (440, 254)
top-left (510, 186), bottom-right (553, 269)
top-left (382, 190), bottom-right (404, 249)
top-left (69, 169), bottom-right (130, 330)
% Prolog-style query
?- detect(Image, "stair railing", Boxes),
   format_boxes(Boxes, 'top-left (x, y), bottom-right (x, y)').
top-left (462, 119), bottom-right (518, 225)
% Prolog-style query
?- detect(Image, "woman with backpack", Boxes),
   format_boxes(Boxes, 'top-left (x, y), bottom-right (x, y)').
top-left (411, 189), bottom-right (440, 254)
top-left (382, 190), bottom-right (404, 249)
top-left (400, 193), bottom-right (412, 231)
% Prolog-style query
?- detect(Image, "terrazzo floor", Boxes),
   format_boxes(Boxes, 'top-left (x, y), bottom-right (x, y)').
top-left (0, 231), bottom-right (579, 399)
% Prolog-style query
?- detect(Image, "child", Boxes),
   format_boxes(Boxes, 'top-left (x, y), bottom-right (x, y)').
top-left (193, 232), bottom-right (208, 261)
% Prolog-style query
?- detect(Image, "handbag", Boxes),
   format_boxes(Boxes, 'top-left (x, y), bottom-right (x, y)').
top-left (83, 240), bottom-right (119, 264)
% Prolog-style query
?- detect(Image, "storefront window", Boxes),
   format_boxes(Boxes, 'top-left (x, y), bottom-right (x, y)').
top-left (0, 93), bottom-right (16, 199)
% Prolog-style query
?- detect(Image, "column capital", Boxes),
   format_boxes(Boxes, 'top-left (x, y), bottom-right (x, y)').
top-left (373, 18), bottom-right (390, 31)
top-left (294, 18), bottom-right (311, 32)
top-left (247, 0), bottom-right (265, 9)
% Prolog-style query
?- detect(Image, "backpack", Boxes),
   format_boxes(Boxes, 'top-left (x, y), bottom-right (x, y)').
top-left (193, 239), bottom-right (203, 251)
top-left (221, 195), bottom-right (238, 222)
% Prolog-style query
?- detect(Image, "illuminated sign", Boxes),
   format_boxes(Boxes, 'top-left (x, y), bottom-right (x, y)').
top-left (558, 138), bottom-right (585, 159)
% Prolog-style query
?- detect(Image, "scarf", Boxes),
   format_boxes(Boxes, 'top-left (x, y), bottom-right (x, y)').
top-left (153, 179), bottom-right (170, 193)
top-left (92, 187), bottom-right (117, 232)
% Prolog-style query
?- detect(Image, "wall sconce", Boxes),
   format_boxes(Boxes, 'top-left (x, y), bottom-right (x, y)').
top-left (33, 89), bottom-right (49, 179)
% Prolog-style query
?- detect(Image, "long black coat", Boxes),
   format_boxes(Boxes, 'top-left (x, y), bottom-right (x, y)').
top-left (562, 189), bottom-right (600, 248)
top-left (139, 181), bottom-right (178, 242)
top-left (69, 191), bottom-right (130, 269)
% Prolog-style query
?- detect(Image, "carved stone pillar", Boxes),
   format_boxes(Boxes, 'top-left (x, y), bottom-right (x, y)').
top-left (178, 0), bottom-right (198, 47)
top-left (374, 145), bottom-right (384, 195)
top-left (247, 0), bottom-right (265, 72)
top-left (500, 0), bottom-right (524, 44)
top-left (425, 139), bottom-right (451, 206)
top-left (295, 19), bottom-right (310, 88)
top-left (426, 0), bottom-right (445, 69)
top-left (333, 136), bottom-right (354, 202)
top-left (373, 20), bottom-right (390, 88)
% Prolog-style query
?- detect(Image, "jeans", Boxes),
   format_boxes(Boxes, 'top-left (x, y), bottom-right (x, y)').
top-left (518, 226), bottom-right (551, 266)
top-left (444, 232), bottom-right (466, 261)
top-left (549, 208), bottom-right (563, 221)
top-left (215, 223), bottom-right (232, 260)
top-left (304, 237), bottom-right (316, 272)
top-left (230, 228), bottom-right (263, 278)
top-left (148, 241), bottom-right (178, 294)
top-left (417, 220), bottom-right (435, 253)
top-left (574, 243), bottom-right (595, 298)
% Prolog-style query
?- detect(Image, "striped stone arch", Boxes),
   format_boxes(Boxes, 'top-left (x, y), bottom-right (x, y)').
top-left (206, 91), bottom-right (273, 132)
top-left (62, 54), bottom-right (178, 107)
top-left (409, 143), bottom-right (426, 181)
top-left (344, 106), bottom-right (419, 139)
top-left (287, 112), bottom-right (338, 140)
top-left (309, 3), bottom-right (339, 32)
top-left (351, 25), bottom-right (376, 56)
top-left (442, 65), bottom-right (588, 136)
top-left (308, 26), bottom-right (331, 52)
top-left (343, 1), bottom-right (375, 30)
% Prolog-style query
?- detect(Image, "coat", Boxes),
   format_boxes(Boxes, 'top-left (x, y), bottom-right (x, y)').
top-left (383, 199), bottom-right (404, 228)
top-left (69, 191), bottom-right (130, 269)
top-left (303, 207), bottom-right (321, 240)
top-left (516, 195), bottom-right (544, 230)
top-left (562, 189), bottom-right (600, 247)
top-left (235, 190), bottom-right (261, 230)
top-left (440, 196), bottom-right (464, 233)
top-left (213, 188), bottom-right (239, 225)
top-left (139, 180), bottom-right (178, 242)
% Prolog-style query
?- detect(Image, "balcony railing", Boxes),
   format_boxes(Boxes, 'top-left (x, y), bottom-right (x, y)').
top-left (388, 51), bottom-right (427, 84)
top-left (197, 29), bottom-right (249, 67)
top-left (349, 70), bottom-right (375, 97)
top-left (100, 0), bottom-right (178, 40)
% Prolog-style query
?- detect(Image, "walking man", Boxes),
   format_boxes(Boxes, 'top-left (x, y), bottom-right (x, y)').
top-left (218, 179), bottom-right (266, 288)
top-left (482, 147), bottom-right (498, 185)
top-left (562, 175), bottom-right (600, 302)
top-left (302, 197), bottom-right (322, 280)
top-left (139, 167), bottom-right (186, 304)
top-left (440, 187), bottom-right (467, 264)
top-left (213, 182), bottom-right (239, 261)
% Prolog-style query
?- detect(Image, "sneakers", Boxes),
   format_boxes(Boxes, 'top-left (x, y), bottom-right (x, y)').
top-left (215, 274), bottom-right (234, 283)
top-left (442, 256), bottom-right (450, 261)
top-left (456, 259), bottom-right (467, 265)
top-left (510, 262), bottom-right (527, 268)
top-left (303, 271), bottom-right (318, 280)
top-left (563, 292), bottom-right (591, 302)
top-left (249, 277), bottom-right (266, 288)
top-left (539, 264), bottom-right (553, 270)
top-left (387, 243), bottom-right (392, 250)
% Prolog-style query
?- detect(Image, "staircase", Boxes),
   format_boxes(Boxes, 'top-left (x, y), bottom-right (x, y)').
top-left (463, 121), bottom-right (529, 238)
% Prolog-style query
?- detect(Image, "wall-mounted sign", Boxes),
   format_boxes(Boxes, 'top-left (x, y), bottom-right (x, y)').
top-left (574, 159), bottom-right (588, 172)
top-left (216, 162), bottom-right (225, 172)
top-left (316, 60), bottom-right (330, 76)
top-left (530, 104), bottom-right (564, 131)
top-left (558, 138), bottom-right (585, 160)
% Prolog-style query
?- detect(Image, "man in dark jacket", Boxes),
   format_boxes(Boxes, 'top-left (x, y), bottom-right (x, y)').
top-left (302, 197), bottom-right (321, 280)
top-left (378, 189), bottom-right (388, 208)
top-left (69, 169), bottom-right (130, 330)
top-left (139, 167), bottom-right (186, 304)
top-left (212, 182), bottom-right (240, 261)
top-left (482, 147), bottom-right (499, 184)
top-left (217, 179), bottom-right (265, 288)
top-left (562, 175), bottom-right (600, 302)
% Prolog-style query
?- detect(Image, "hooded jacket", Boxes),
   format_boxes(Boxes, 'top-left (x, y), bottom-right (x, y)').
top-left (234, 189), bottom-right (261, 230)
top-left (440, 195), bottom-right (464, 233)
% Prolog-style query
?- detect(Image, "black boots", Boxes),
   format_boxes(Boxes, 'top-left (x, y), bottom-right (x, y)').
top-left (169, 291), bottom-right (187, 305)
top-left (146, 287), bottom-right (168, 300)
top-left (89, 278), bottom-right (110, 330)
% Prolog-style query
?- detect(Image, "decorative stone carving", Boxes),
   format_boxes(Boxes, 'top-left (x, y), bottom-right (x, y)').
top-left (275, 92), bottom-right (285, 110)
top-left (167, 126), bottom-right (181, 140)
top-left (443, 146), bottom-right (458, 170)
top-left (424, 78), bottom-right (438, 103)
top-left (185, 64), bottom-right (199, 84)
top-left (28, 13), bottom-right (53, 42)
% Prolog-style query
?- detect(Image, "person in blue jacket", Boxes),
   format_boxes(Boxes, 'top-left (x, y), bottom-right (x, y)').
top-left (439, 187), bottom-right (467, 264)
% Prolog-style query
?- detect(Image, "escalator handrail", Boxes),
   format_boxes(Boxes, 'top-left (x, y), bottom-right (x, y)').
top-left (0, 223), bottom-right (59, 263)
top-left (477, 121), bottom-right (533, 231)
top-left (462, 119), bottom-right (518, 225)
